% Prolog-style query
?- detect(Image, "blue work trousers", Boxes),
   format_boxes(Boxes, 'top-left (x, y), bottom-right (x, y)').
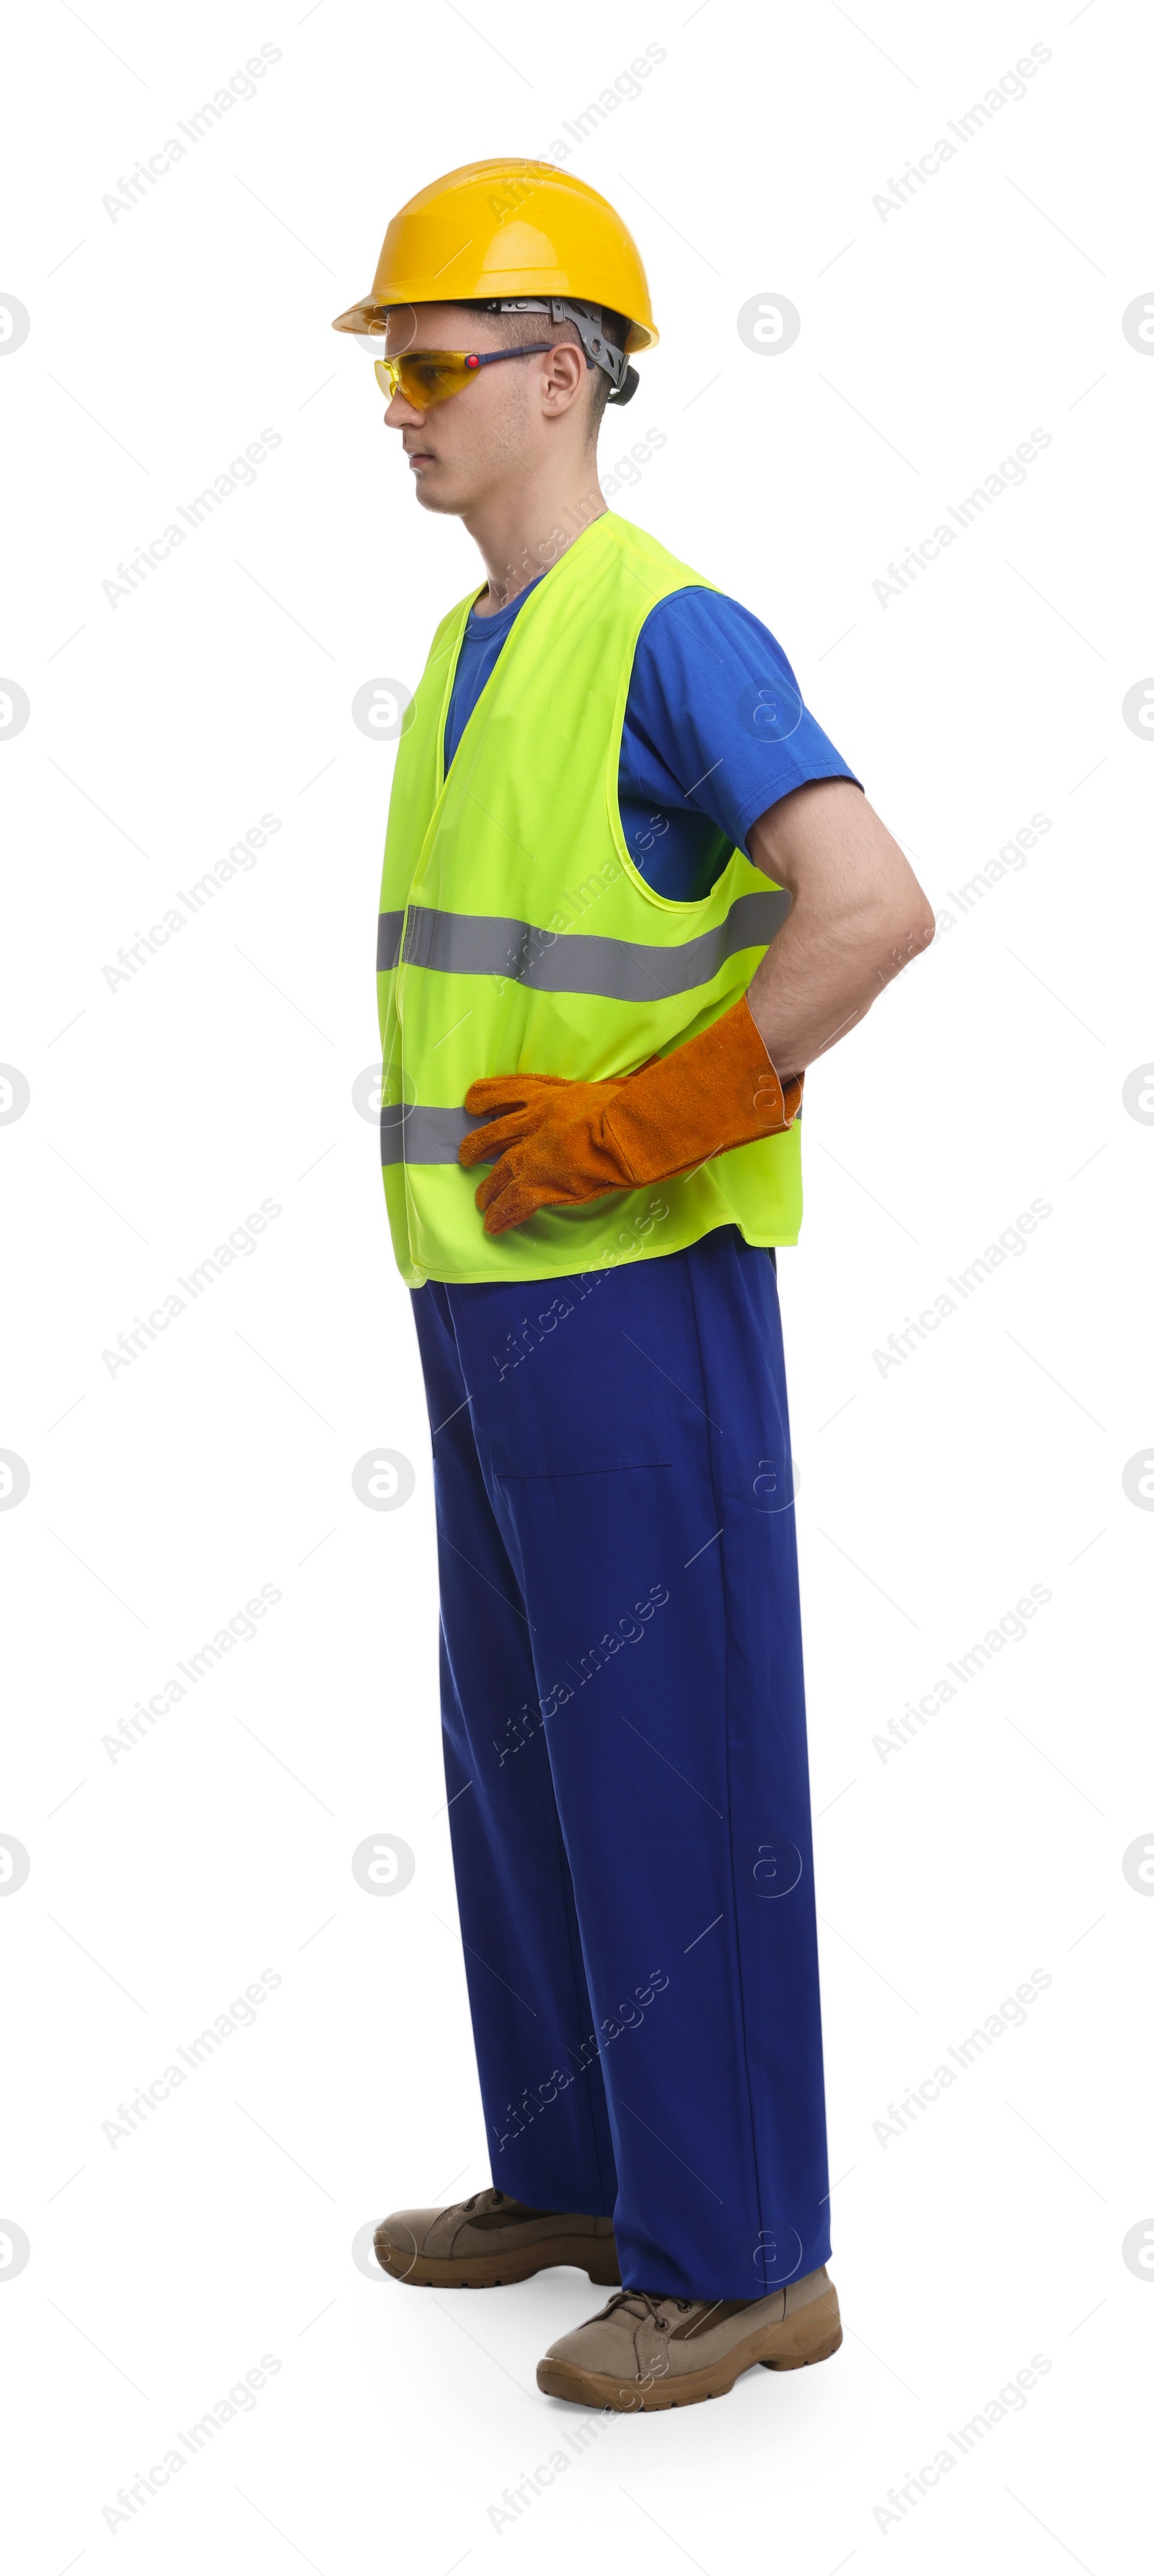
top-left (410, 1223), bottom-right (830, 2301)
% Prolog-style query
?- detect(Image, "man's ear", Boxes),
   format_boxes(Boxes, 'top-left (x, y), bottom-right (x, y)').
top-left (539, 343), bottom-right (587, 415)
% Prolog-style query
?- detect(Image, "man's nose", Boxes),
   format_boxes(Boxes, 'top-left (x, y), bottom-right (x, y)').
top-left (384, 389), bottom-right (428, 429)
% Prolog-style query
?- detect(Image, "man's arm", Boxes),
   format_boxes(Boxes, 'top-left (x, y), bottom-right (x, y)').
top-left (745, 778), bottom-right (935, 1078)
top-left (459, 778), bottom-right (936, 1234)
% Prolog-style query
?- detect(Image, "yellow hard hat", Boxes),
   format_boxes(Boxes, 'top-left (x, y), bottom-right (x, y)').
top-left (332, 159), bottom-right (657, 353)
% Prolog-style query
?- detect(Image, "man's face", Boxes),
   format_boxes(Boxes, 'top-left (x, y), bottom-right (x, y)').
top-left (379, 302), bottom-right (584, 516)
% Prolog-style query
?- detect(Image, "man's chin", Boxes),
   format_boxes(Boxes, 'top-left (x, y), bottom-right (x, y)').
top-left (412, 473), bottom-right (462, 516)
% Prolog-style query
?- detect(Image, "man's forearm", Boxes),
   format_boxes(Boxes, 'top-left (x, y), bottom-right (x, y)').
top-left (744, 891), bottom-right (934, 1077)
top-left (745, 781), bottom-right (935, 1078)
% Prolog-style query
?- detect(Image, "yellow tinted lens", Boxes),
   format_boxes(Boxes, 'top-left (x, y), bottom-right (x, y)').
top-left (375, 351), bottom-right (473, 406)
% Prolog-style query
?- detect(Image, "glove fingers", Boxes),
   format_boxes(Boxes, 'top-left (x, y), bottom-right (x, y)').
top-left (480, 1174), bottom-right (578, 1234)
top-left (472, 1158), bottom-right (518, 1213)
top-left (473, 1157), bottom-right (579, 1218)
top-left (464, 1073), bottom-right (568, 1117)
top-left (473, 1157), bottom-right (543, 1231)
top-left (458, 1109), bottom-right (543, 1168)
top-left (475, 1158), bottom-right (620, 1233)
top-left (480, 1184), bottom-right (544, 1235)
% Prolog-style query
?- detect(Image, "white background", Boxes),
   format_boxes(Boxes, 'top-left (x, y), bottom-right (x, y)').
top-left (2, 1), bottom-right (1151, 2567)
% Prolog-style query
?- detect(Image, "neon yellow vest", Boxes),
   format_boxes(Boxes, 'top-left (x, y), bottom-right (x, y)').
top-left (378, 511), bottom-right (801, 1287)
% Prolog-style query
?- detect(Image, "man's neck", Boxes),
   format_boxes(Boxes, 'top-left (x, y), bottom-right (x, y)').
top-left (465, 467), bottom-right (607, 618)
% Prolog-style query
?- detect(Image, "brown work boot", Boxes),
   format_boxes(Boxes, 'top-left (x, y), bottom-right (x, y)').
top-left (537, 2267), bottom-right (841, 2408)
top-left (374, 2188), bottom-right (620, 2288)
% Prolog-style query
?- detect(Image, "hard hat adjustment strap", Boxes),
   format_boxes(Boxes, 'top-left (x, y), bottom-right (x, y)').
top-left (477, 296), bottom-right (635, 398)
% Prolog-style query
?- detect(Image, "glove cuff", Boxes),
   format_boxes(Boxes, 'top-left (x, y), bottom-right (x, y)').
top-left (602, 995), bottom-right (803, 1184)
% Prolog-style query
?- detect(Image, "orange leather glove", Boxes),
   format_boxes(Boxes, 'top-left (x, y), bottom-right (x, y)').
top-left (459, 994), bottom-right (803, 1236)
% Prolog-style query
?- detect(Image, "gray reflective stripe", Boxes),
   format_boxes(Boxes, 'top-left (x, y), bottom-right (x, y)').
top-left (377, 910), bottom-right (404, 972)
top-left (381, 887), bottom-right (790, 1001)
top-left (381, 1102), bottom-right (488, 1166)
top-left (382, 1087), bottom-right (801, 1165)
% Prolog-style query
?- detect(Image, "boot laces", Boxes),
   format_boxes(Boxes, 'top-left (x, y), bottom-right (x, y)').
top-left (602, 2289), bottom-right (694, 2327)
top-left (459, 2188), bottom-right (506, 2215)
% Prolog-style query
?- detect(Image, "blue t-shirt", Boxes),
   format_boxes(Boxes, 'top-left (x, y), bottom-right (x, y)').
top-left (442, 566), bottom-right (859, 901)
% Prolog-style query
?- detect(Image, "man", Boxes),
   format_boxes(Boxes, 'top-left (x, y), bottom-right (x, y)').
top-left (333, 159), bottom-right (933, 2412)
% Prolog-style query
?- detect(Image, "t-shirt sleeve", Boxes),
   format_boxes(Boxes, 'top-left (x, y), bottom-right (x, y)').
top-left (624, 586), bottom-right (861, 856)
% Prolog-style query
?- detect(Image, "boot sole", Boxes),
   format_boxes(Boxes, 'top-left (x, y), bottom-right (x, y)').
top-left (536, 2285), bottom-right (842, 2409)
top-left (374, 2225), bottom-right (620, 2290)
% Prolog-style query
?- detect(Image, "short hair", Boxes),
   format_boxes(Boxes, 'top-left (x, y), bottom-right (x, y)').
top-left (459, 302), bottom-right (630, 441)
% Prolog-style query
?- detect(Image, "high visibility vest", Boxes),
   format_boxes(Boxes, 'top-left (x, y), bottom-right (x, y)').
top-left (378, 509), bottom-right (801, 1287)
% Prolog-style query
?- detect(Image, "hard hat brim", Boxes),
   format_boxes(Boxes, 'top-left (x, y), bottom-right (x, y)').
top-left (332, 294), bottom-right (656, 353)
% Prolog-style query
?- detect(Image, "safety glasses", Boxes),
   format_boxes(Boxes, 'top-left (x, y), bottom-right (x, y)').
top-left (374, 343), bottom-right (556, 408)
